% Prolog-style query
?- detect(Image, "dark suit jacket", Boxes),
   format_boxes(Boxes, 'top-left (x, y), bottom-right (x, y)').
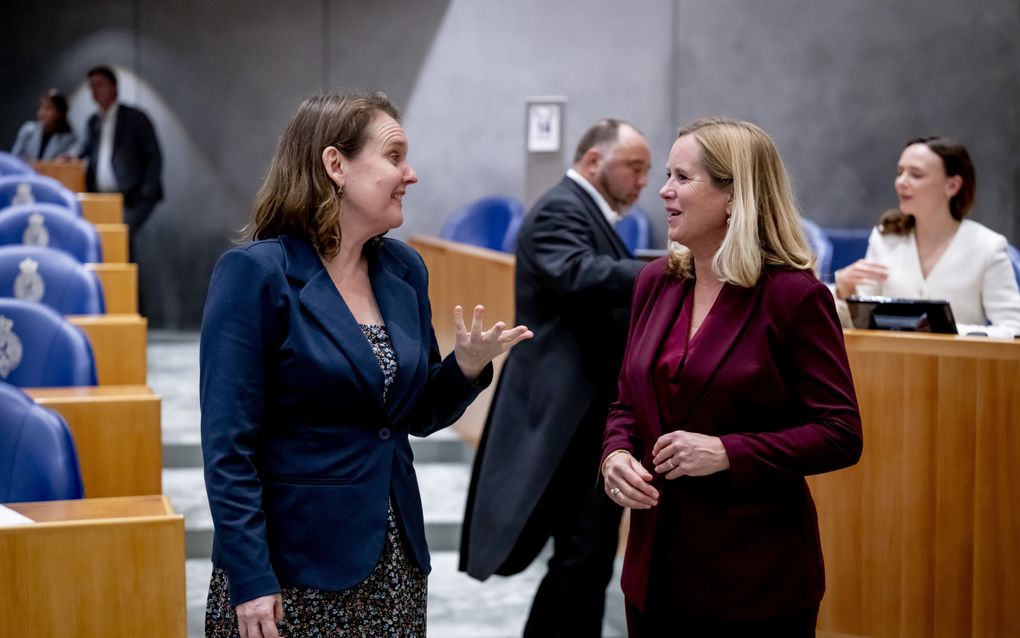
top-left (460, 176), bottom-right (643, 579)
top-left (81, 103), bottom-right (163, 208)
top-left (200, 235), bottom-right (490, 606)
top-left (603, 259), bottom-right (862, 619)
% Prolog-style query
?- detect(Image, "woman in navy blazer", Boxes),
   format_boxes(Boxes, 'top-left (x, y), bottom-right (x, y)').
top-left (201, 93), bottom-right (530, 638)
top-left (601, 118), bottom-right (863, 637)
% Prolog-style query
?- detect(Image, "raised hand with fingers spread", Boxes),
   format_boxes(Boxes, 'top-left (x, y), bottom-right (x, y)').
top-left (452, 304), bottom-right (532, 380)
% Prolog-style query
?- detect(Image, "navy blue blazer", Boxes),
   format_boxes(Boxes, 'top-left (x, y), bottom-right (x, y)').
top-left (200, 234), bottom-right (490, 606)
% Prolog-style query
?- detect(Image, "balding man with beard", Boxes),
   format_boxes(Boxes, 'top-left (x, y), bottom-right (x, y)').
top-left (461, 118), bottom-right (651, 637)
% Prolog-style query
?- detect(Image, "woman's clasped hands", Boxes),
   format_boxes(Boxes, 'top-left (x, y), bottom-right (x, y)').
top-left (603, 430), bottom-right (730, 509)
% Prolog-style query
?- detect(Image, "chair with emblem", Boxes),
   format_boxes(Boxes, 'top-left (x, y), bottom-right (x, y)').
top-left (0, 380), bottom-right (85, 502)
top-left (0, 151), bottom-right (36, 177)
top-left (0, 245), bottom-right (105, 315)
top-left (0, 203), bottom-right (102, 263)
top-left (0, 174), bottom-right (81, 215)
top-left (0, 298), bottom-right (97, 387)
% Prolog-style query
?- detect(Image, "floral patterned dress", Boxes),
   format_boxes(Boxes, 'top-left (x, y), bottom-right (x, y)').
top-left (205, 324), bottom-right (427, 637)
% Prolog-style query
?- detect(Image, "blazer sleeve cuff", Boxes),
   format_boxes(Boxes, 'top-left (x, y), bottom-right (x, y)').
top-left (228, 571), bottom-right (281, 608)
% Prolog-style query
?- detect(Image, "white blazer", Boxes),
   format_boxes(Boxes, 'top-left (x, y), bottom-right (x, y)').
top-left (10, 121), bottom-right (77, 161)
top-left (837, 219), bottom-right (1020, 339)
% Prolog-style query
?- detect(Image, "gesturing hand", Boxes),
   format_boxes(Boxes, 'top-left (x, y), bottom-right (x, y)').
top-left (453, 305), bottom-right (533, 380)
top-left (834, 259), bottom-right (888, 299)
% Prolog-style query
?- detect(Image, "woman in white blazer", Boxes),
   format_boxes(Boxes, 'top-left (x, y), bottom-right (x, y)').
top-left (10, 90), bottom-right (77, 161)
top-left (835, 136), bottom-right (1020, 339)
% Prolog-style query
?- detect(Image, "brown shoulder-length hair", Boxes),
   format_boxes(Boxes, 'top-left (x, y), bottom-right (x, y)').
top-left (880, 135), bottom-right (976, 236)
top-left (247, 92), bottom-right (400, 258)
top-left (665, 117), bottom-right (814, 286)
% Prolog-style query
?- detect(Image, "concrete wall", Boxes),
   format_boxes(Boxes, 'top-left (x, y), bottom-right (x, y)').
top-left (2, 0), bottom-right (1017, 328)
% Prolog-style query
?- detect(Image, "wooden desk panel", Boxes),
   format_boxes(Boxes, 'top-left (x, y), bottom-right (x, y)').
top-left (85, 262), bottom-right (137, 314)
top-left (67, 314), bottom-right (147, 385)
top-left (95, 222), bottom-right (129, 263)
top-left (408, 235), bottom-right (515, 353)
top-left (31, 160), bottom-right (86, 192)
top-left (77, 193), bottom-right (123, 224)
top-left (25, 386), bottom-right (161, 497)
top-left (0, 496), bottom-right (186, 637)
top-left (810, 331), bottom-right (1020, 638)
top-left (408, 235), bottom-right (516, 446)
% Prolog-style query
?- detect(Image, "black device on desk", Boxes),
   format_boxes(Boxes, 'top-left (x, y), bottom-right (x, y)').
top-left (847, 295), bottom-right (957, 334)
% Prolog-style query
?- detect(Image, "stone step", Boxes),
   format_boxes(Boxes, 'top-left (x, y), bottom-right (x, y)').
top-left (163, 428), bottom-right (471, 469)
top-left (164, 462), bottom-right (472, 558)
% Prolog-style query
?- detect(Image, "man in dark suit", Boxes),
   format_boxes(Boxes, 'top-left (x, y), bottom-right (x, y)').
top-left (461, 118), bottom-right (651, 636)
top-left (79, 65), bottom-right (163, 249)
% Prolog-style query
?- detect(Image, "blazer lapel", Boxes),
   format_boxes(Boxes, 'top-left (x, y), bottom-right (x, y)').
top-left (670, 281), bottom-right (762, 429)
top-left (283, 236), bottom-right (387, 407)
top-left (564, 178), bottom-right (634, 258)
top-left (368, 246), bottom-right (422, 416)
top-left (628, 276), bottom-right (691, 440)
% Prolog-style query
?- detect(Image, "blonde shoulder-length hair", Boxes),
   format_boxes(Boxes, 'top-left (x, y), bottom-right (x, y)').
top-left (666, 117), bottom-right (814, 286)
top-left (246, 92), bottom-right (399, 258)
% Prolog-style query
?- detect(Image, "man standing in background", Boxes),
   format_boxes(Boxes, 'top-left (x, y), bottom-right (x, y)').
top-left (461, 118), bottom-right (651, 636)
top-left (79, 65), bottom-right (163, 255)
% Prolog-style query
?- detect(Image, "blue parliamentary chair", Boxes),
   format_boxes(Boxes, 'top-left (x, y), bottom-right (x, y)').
top-left (0, 203), bottom-right (103, 263)
top-left (0, 151), bottom-right (35, 177)
top-left (0, 380), bottom-right (85, 503)
top-left (615, 206), bottom-right (652, 253)
top-left (801, 218), bottom-right (834, 282)
top-left (0, 174), bottom-right (80, 215)
top-left (0, 298), bottom-right (97, 387)
top-left (0, 245), bottom-right (105, 314)
top-left (439, 196), bottom-right (525, 253)
top-left (825, 227), bottom-right (872, 276)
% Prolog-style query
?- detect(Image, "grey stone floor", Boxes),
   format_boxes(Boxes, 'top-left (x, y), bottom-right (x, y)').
top-left (149, 331), bottom-right (626, 638)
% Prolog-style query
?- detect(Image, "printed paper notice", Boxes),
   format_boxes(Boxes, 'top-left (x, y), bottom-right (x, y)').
top-left (527, 103), bottom-right (561, 152)
top-left (0, 504), bottom-right (34, 526)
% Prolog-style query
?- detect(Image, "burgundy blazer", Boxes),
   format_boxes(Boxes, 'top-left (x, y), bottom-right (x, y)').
top-left (603, 258), bottom-right (862, 619)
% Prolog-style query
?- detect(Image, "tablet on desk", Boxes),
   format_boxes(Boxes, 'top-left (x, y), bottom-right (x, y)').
top-left (846, 295), bottom-right (958, 334)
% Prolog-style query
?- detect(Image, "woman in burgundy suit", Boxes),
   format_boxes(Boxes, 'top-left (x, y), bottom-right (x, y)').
top-left (601, 117), bottom-right (863, 637)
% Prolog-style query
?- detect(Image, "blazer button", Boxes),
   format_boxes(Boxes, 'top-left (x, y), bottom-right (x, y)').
top-left (378, 427), bottom-right (391, 440)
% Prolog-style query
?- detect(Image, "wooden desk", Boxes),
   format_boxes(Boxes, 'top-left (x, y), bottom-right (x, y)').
top-left (810, 330), bottom-right (1020, 637)
top-left (409, 235), bottom-right (516, 445)
top-left (85, 262), bottom-right (137, 314)
top-left (68, 314), bottom-right (147, 385)
top-left (0, 495), bottom-right (186, 637)
top-left (95, 222), bottom-right (129, 263)
top-left (31, 160), bottom-right (86, 192)
top-left (77, 193), bottom-right (123, 224)
top-left (25, 386), bottom-right (161, 497)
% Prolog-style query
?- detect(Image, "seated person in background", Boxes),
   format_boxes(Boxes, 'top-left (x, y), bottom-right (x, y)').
top-left (10, 89), bottom-right (77, 161)
top-left (834, 136), bottom-right (1020, 338)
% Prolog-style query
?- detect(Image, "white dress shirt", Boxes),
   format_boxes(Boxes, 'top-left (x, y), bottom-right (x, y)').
top-left (566, 168), bottom-right (621, 225)
top-left (837, 219), bottom-right (1020, 338)
top-left (95, 102), bottom-right (120, 193)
